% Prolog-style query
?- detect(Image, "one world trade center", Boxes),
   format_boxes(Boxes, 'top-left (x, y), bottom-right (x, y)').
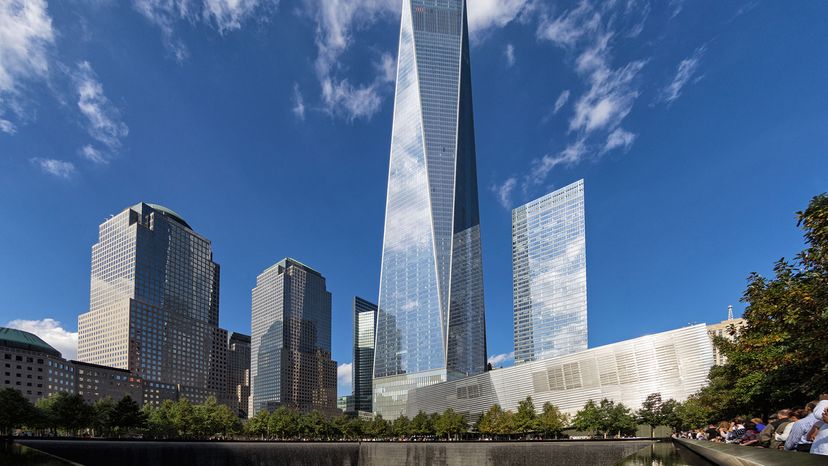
top-left (373, 0), bottom-right (487, 418)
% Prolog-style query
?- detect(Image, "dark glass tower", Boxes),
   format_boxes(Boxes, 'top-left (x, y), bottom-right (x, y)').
top-left (352, 297), bottom-right (377, 413)
top-left (374, 0), bottom-right (486, 418)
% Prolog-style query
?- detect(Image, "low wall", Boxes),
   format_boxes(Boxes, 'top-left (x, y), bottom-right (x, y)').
top-left (675, 439), bottom-right (828, 466)
top-left (17, 439), bottom-right (656, 466)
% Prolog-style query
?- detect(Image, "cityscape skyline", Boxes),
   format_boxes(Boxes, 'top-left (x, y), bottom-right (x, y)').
top-left (2, 0), bottom-right (827, 400)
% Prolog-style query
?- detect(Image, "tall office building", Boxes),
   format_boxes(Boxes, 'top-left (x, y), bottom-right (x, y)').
top-left (250, 258), bottom-right (337, 416)
top-left (374, 0), bottom-right (486, 418)
top-left (352, 297), bottom-right (377, 414)
top-left (513, 180), bottom-right (587, 364)
top-left (227, 332), bottom-right (251, 418)
top-left (78, 203), bottom-right (224, 402)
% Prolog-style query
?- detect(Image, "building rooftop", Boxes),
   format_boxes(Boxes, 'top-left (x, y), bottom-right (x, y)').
top-left (146, 203), bottom-right (192, 229)
top-left (0, 327), bottom-right (62, 358)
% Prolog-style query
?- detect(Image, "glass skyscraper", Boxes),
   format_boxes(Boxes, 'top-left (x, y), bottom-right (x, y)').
top-left (77, 203), bottom-right (224, 403)
top-left (352, 297), bottom-right (377, 413)
top-left (374, 0), bottom-right (486, 418)
top-left (512, 180), bottom-right (587, 364)
top-left (250, 258), bottom-right (337, 416)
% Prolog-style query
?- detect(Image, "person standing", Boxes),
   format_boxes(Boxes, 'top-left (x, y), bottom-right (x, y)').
top-left (808, 401), bottom-right (828, 456)
top-left (785, 401), bottom-right (819, 452)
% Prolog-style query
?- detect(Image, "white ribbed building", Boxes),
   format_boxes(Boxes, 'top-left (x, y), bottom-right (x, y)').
top-left (406, 324), bottom-right (715, 420)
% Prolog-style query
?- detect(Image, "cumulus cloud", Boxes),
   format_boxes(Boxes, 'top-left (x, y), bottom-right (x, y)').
top-left (73, 61), bottom-right (129, 163)
top-left (659, 46), bottom-right (705, 104)
top-left (31, 158), bottom-right (76, 178)
top-left (0, 0), bottom-right (54, 129)
top-left (468, 0), bottom-right (532, 39)
top-left (6, 318), bottom-right (78, 359)
top-left (132, 0), bottom-right (276, 61)
top-left (337, 362), bottom-right (353, 394)
top-left (488, 351), bottom-right (515, 367)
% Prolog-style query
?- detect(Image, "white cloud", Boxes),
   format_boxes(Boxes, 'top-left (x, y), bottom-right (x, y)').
top-left (337, 362), bottom-right (352, 393)
top-left (531, 138), bottom-right (587, 185)
top-left (553, 90), bottom-right (570, 114)
top-left (6, 318), bottom-right (78, 360)
top-left (292, 83), bottom-right (305, 120)
top-left (504, 43), bottom-right (516, 67)
top-left (31, 158), bottom-right (76, 178)
top-left (377, 53), bottom-right (396, 84)
top-left (488, 351), bottom-right (515, 367)
top-left (537, 2), bottom-right (600, 48)
top-left (73, 61), bottom-right (128, 163)
top-left (0, 118), bottom-right (15, 134)
top-left (493, 176), bottom-right (517, 209)
top-left (603, 127), bottom-right (636, 153)
top-left (80, 144), bottom-right (107, 164)
top-left (659, 46), bottom-right (705, 104)
top-left (0, 0), bottom-right (54, 129)
top-left (468, 0), bottom-right (531, 39)
top-left (132, 0), bottom-right (276, 61)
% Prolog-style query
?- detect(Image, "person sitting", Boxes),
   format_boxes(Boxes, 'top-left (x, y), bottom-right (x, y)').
top-left (807, 400), bottom-right (828, 456)
top-left (716, 421), bottom-right (731, 443)
top-left (704, 424), bottom-right (718, 441)
top-left (726, 418), bottom-right (746, 444)
top-left (740, 422), bottom-right (760, 446)
top-left (771, 410), bottom-right (800, 450)
top-left (751, 418), bottom-right (766, 433)
top-left (785, 401), bottom-right (819, 452)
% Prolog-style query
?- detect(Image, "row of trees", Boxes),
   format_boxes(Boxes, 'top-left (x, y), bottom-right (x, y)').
top-left (0, 389), bottom-right (143, 436)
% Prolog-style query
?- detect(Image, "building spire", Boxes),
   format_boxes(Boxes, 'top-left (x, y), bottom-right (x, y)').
top-left (727, 304), bottom-right (734, 321)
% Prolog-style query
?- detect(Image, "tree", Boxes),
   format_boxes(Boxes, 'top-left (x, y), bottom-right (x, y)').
top-left (37, 393), bottom-right (93, 436)
top-left (411, 411), bottom-right (434, 437)
top-left (606, 401), bottom-right (637, 438)
top-left (513, 396), bottom-right (537, 437)
top-left (536, 402), bottom-right (568, 439)
top-left (392, 415), bottom-right (411, 438)
top-left (144, 400), bottom-right (176, 439)
top-left (301, 411), bottom-right (330, 440)
top-left (697, 194), bottom-right (828, 418)
top-left (478, 405), bottom-right (513, 438)
top-left (111, 396), bottom-right (145, 436)
top-left (637, 393), bottom-right (666, 438)
top-left (434, 408), bottom-right (466, 440)
top-left (673, 397), bottom-right (712, 432)
top-left (365, 415), bottom-right (389, 439)
top-left (246, 409), bottom-right (270, 439)
top-left (572, 400), bottom-right (602, 437)
top-left (0, 388), bottom-right (37, 435)
top-left (269, 407), bottom-right (299, 439)
top-left (92, 398), bottom-right (117, 437)
top-left (169, 398), bottom-right (196, 439)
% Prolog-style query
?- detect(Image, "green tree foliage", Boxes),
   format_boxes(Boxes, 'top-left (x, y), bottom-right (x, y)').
top-left (636, 393), bottom-right (666, 438)
top-left (365, 414), bottom-right (389, 439)
top-left (392, 415), bottom-right (411, 438)
top-left (672, 397), bottom-right (713, 432)
top-left (572, 400), bottom-right (601, 437)
top-left (536, 402), bottom-right (568, 439)
top-left (434, 408), bottom-right (466, 440)
top-left (513, 396), bottom-right (537, 436)
top-left (574, 399), bottom-right (636, 438)
top-left (245, 409), bottom-right (270, 439)
top-left (91, 398), bottom-right (116, 437)
top-left (111, 396), bottom-right (146, 436)
top-left (0, 388), bottom-right (37, 435)
top-left (143, 400), bottom-right (176, 439)
top-left (411, 411), bottom-right (435, 436)
top-left (478, 404), bottom-right (514, 437)
top-left (697, 194), bottom-right (828, 418)
top-left (268, 407), bottom-right (299, 439)
top-left (37, 393), bottom-right (93, 436)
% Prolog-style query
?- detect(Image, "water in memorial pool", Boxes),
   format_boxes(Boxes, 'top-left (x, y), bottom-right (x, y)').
top-left (616, 442), bottom-right (716, 466)
top-left (0, 441), bottom-right (72, 465)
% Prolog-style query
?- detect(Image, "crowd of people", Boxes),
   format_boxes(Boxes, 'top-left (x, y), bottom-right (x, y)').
top-left (675, 395), bottom-right (828, 456)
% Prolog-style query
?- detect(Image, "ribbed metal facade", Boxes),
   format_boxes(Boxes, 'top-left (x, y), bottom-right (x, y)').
top-left (407, 324), bottom-right (714, 419)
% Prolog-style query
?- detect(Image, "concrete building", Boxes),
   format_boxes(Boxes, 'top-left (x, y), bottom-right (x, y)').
top-left (406, 324), bottom-right (715, 421)
top-left (374, 0), bottom-right (487, 420)
top-left (706, 305), bottom-right (746, 366)
top-left (352, 297), bottom-right (377, 414)
top-left (513, 180), bottom-right (588, 364)
top-left (227, 332), bottom-right (251, 418)
top-left (72, 360), bottom-right (143, 405)
top-left (0, 328), bottom-right (74, 404)
top-left (77, 203), bottom-right (225, 404)
top-left (250, 258), bottom-right (337, 416)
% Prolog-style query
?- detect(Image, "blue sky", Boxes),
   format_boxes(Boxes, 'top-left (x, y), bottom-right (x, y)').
top-left (1, 0), bottom-right (826, 397)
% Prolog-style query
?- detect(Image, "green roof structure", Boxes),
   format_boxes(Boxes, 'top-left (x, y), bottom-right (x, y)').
top-left (146, 203), bottom-right (192, 229)
top-left (0, 327), bottom-right (61, 358)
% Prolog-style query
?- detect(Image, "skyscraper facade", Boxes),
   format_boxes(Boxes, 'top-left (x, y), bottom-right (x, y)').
top-left (77, 203), bottom-right (224, 402)
top-left (513, 180), bottom-right (587, 364)
top-left (250, 258), bottom-right (337, 416)
top-left (374, 0), bottom-right (486, 418)
top-left (227, 332), bottom-right (251, 418)
top-left (352, 297), bottom-right (377, 414)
